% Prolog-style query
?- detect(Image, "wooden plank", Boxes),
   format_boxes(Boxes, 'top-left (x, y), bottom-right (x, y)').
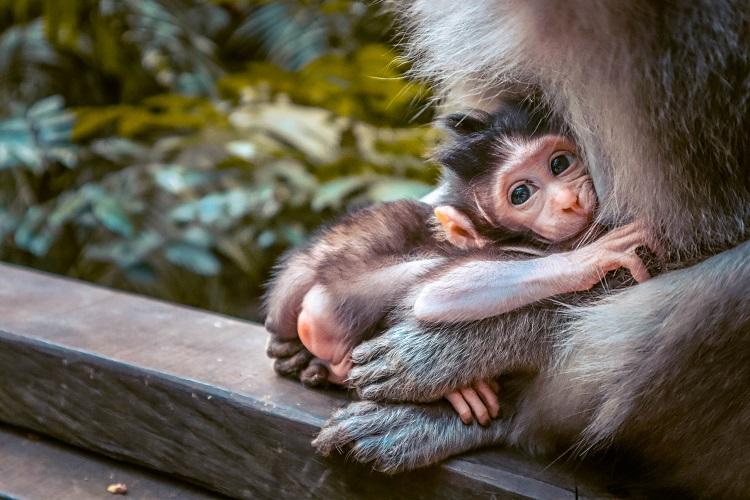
top-left (0, 424), bottom-right (219, 499)
top-left (0, 263), bottom-right (613, 499)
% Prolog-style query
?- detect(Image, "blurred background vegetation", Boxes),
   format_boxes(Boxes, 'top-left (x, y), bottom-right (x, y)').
top-left (0, 0), bottom-right (439, 320)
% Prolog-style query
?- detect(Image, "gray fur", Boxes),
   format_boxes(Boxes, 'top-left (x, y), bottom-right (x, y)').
top-left (312, 1), bottom-right (750, 496)
top-left (313, 401), bottom-right (508, 473)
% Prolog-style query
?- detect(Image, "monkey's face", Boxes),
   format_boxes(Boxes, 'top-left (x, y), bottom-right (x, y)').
top-left (491, 135), bottom-right (596, 243)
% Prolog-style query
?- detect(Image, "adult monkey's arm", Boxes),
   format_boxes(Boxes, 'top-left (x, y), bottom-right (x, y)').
top-left (313, 0), bottom-right (750, 494)
top-left (316, 241), bottom-right (750, 490)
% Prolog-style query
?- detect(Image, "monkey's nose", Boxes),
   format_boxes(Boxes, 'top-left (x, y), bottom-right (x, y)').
top-left (552, 186), bottom-right (580, 212)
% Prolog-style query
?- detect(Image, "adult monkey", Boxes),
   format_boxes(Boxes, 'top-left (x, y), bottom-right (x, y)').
top-left (312, 1), bottom-right (750, 496)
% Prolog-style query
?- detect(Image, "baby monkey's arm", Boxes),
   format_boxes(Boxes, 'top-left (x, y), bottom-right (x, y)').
top-left (414, 223), bottom-right (653, 323)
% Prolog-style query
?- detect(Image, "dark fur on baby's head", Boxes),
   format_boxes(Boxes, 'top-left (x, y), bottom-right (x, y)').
top-left (435, 99), bottom-right (568, 184)
top-left (433, 100), bottom-right (572, 247)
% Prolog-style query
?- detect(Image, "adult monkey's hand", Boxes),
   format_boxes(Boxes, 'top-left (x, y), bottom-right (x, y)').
top-left (313, 401), bottom-right (508, 474)
top-left (348, 304), bottom-right (562, 403)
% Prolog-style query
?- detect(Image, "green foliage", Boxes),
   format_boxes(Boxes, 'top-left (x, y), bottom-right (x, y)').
top-left (0, 0), bottom-right (437, 319)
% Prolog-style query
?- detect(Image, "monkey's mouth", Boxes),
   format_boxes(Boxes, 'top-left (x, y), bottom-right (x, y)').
top-left (549, 181), bottom-right (597, 243)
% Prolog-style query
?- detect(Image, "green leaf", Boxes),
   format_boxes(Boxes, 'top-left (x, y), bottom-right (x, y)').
top-left (124, 263), bottom-right (157, 285)
top-left (48, 190), bottom-right (89, 227)
top-left (90, 137), bottom-right (150, 163)
top-left (197, 193), bottom-right (225, 224)
top-left (14, 206), bottom-right (54, 257)
top-left (14, 206), bottom-right (46, 254)
top-left (256, 229), bottom-right (276, 249)
top-left (165, 242), bottom-right (220, 276)
top-left (92, 196), bottom-right (134, 237)
top-left (27, 95), bottom-right (64, 119)
top-left (85, 231), bottom-right (163, 268)
top-left (279, 224), bottom-right (307, 247)
top-left (181, 226), bottom-right (213, 248)
top-left (153, 164), bottom-right (211, 194)
top-left (0, 209), bottom-right (19, 241)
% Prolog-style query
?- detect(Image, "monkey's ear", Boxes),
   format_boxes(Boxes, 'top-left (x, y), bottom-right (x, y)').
top-left (434, 205), bottom-right (488, 249)
top-left (440, 111), bottom-right (491, 136)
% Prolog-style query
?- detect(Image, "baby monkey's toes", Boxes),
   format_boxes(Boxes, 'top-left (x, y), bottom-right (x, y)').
top-left (267, 335), bottom-right (314, 377)
top-left (273, 349), bottom-right (313, 377)
top-left (266, 335), bottom-right (304, 358)
top-left (266, 334), bottom-right (332, 386)
top-left (300, 361), bottom-right (330, 388)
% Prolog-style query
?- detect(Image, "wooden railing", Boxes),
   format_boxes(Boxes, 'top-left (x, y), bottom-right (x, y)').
top-left (0, 263), bottom-right (614, 499)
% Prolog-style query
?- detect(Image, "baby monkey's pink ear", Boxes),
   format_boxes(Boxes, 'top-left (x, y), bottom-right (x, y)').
top-left (434, 205), bottom-right (488, 249)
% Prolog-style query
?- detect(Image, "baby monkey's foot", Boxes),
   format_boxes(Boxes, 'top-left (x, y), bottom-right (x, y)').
top-left (297, 295), bottom-right (355, 386)
top-left (266, 335), bottom-right (315, 378)
top-left (445, 380), bottom-right (500, 426)
top-left (300, 360), bottom-right (331, 388)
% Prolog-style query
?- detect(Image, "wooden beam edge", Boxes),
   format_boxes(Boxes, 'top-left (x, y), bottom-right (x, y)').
top-left (0, 328), bottom-right (581, 499)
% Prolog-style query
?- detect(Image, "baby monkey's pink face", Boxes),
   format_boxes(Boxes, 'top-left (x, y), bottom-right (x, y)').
top-left (491, 134), bottom-right (595, 243)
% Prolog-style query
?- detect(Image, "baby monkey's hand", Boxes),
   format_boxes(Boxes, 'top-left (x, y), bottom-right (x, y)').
top-left (445, 380), bottom-right (500, 426)
top-left (563, 222), bottom-right (658, 292)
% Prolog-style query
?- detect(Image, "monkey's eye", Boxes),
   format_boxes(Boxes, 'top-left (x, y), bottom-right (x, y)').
top-left (510, 184), bottom-right (534, 205)
top-left (550, 153), bottom-right (576, 175)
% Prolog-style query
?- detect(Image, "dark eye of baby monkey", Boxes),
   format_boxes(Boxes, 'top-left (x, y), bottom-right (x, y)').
top-left (510, 185), bottom-right (531, 205)
top-left (550, 153), bottom-right (575, 175)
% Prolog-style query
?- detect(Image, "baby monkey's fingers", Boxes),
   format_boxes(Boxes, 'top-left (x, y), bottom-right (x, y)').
top-left (445, 391), bottom-right (474, 425)
top-left (609, 221), bottom-right (666, 260)
top-left (473, 380), bottom-right (500, 419)
top-left (597, 250), bottom-right (651, 284)
top-left (460, 387), bottom-right (492, 426)
top-left (621, 253), bottom-right (651, 283)
top-left (446, 383), bottom-right (500, 426)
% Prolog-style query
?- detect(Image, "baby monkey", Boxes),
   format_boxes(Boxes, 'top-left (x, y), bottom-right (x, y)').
top-left (265, 103), bottom-right (651, 424)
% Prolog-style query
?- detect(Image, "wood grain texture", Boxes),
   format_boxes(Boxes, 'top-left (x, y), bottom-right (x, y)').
top-left (0, 263), bottom-right (615, 499)
top-left (0, 424), bottom-right (219, 499)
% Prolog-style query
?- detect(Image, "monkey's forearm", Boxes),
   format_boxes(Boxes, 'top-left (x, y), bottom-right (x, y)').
top-left (413, 254), bottom-right (576, 323)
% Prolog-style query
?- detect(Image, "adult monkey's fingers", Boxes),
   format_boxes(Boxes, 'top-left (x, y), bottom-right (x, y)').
top-left (445, 391), bottom-right (473, 425)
